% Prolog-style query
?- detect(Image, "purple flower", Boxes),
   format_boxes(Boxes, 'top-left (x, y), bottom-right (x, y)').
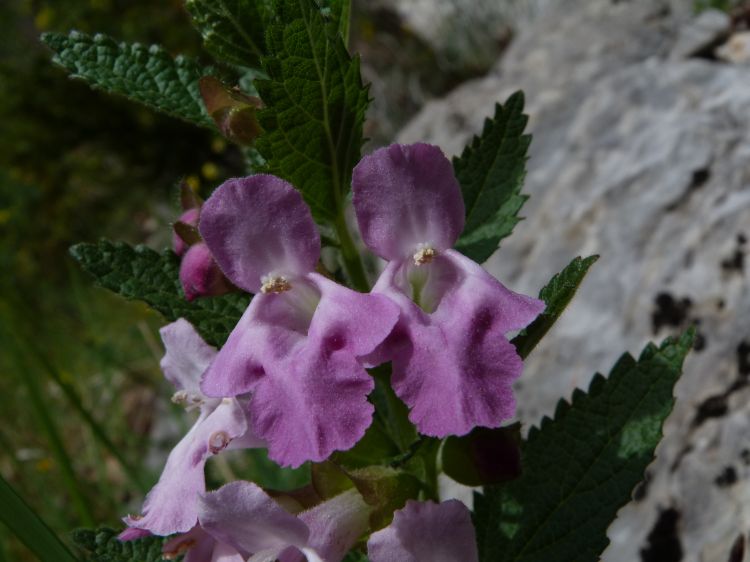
top-left (120, 319), bottom-right (264, 537)
top-left (162, 481), bottom-right (370, 562)
top-left (198, 175), bottom-right (399, 467)
top-left (367, 499), bottom-right (478, 562)
top-left (352, 143), bottom-right (545, 437)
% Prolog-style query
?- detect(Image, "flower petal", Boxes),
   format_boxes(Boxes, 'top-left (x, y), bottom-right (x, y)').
top-left (160, 319), bottom-right (216, 398)
top-left (123, 399), bottom-right (248, 535)
top-left (367, 500), bottom-right (478, 562)
top-left (249, 347), bottom-right (375, 467)
top-left (162, 526), bottom-right (218, 562)
top-left (202, 273), bottom-right (397, 467)
top-left (200, 175), bottom-right (320, 293)
top-left (371, 250), bottom-right (544, 436)
top-left (297, 489), bottom-right (371, 562)
top-left (352, 143), bottom-right (465, 261)
top-left (198, 481), bottom-right (310, 558)
top-left (306, 273), bottom-right (399, 358)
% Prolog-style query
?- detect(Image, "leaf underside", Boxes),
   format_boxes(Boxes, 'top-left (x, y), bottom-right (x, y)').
top-left (474, 331), bottom-right (694, 562)
top-left (42, 31), bottom-right (215, 128)
top-left (70, 240), bottom-right (249, 347)
top-left (255, 0), bottom-right (369, 222)
top-left (453, 91), bottom-right (531, 263)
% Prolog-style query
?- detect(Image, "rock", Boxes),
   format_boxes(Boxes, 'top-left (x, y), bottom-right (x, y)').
top-left (716, 31), bottom-right (750, 63)
top-left (670, 9), bottom-right (731, 59)
top-left (396, 2), bottom-right (750, 561)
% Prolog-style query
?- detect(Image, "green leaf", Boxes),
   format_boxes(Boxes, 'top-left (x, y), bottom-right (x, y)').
top-left (185, 0), bottom-right (274, 68)
top-left (342, 551), bottom-right (371, 562)
top-left (512, 256), bottom-right (599, 359)
top-left (320, 0), bottom-right (353, 45)
top-left (255, 0), bottom-right (369, 223)
top-left (42, 31), bottom-right (215, 128)
top-left (70, 240), bottom-right (250, 347)
top-left (0, 474), bottom-right (78, 562)
top-left (71, 527), bottom-right (166, 562)
top-left (474, 330), bottom-right (694, 562)
top-left (454, 91), bottom-right (531, 263)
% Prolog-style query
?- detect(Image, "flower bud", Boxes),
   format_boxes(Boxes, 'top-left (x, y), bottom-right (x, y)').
top-left (172, 207), bottom-right (200, 257)
top-left (200, 76), bottom-right (263, 146)
top-left (179, 242), bottom-right (233, 301)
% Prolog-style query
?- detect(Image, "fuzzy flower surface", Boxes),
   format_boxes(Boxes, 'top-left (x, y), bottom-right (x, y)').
top-left (352, 143), bottom-right (545, 437)
top-left (367, 499), bottom-right (479, 562)
top-left (162, 481), bottom-right (370, 562)
top-left (121, 319), bottom-right (263, 536)
top-left (199, 175), bottom-right (399, 467)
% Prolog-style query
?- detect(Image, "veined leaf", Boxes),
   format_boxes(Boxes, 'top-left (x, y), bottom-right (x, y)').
top-left (255, 0), bottom-right (369, 222)
top-left (454, 92), bottom-right (531, 263)
top-left (185, 0), bottom-right (274, 68)
top-left (70, 240), bottom-right (249, 347)
top-left (72, 527), bottom-right (166, 562)
top-left (512, 255), bottom-right (599, 359)
top-left (474, 331), bottom-right (694, 562)
top-left (42, 31), bottom-right (215, 128)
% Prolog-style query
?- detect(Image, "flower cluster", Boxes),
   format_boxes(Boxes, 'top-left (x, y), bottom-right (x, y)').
top-left (121, 143), bottom-right (543, 561)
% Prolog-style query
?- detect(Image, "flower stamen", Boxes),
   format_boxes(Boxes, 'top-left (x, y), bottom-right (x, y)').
top-left (171, 390), bottom-right (204, 411)
top-left (413, 245), bottom-right (437, 266)
top-left (260, 275), bottom-right (291, 294)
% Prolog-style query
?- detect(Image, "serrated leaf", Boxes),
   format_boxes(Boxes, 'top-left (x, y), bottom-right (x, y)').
top-left (512, 255), bottom-right (599, 359)
top-left (185, 0), bottom-right (274, 68)
top-left (255, 0), bottom-right (369, 222)
top-left (320, 0), bottom-right (352, 44)
top-left (42, 31), bottom-right (215, 128)
top-left (71, 527), bottom-right (167, 562)
top-left (474, 331), bottom-right (694, 562)
top-left (70, 240), bottom-right (249, 347)
top-left (454, 92), bottom-right (531, 263)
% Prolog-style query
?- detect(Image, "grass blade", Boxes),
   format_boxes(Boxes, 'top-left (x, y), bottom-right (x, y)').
top-left (0, 473), bottom-right (78, 562)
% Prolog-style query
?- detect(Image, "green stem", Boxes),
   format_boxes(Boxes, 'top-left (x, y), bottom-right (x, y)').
top-left (335, 212), bottom-right (370, 292)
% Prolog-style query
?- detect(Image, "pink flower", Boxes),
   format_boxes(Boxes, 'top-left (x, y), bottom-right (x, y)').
top-left (368, 500), bottom-right (478, 562)
top-left (120, 319), bottom-right (263, 537)
top-left (198, 175), bottom-right (399, 467)
top-left (352, 143), bottom-right (545, 437)
top-left (162, 481), bottom-right (370, 562)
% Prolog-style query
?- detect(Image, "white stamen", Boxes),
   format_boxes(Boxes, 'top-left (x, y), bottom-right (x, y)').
top-left (260, 275), bottom-right (291, 294)
top-left (208, 431), bottom-right (231, 454)
top-left (171, 390), bottom-right (204, 411)
top-left (413, 244), bottom-right (437, 266)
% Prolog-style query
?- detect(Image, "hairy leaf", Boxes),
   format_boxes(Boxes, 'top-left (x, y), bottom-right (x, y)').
top-left (71, 527), bottom-right (166, 562)
top-left (42, 31), bottom-right (214, 128)
top-left (70, 240), bottom-right (249, 347)
top-left (185, 0), bottom-right (274, 68)
top-left (475, 331), bottom-right (694, 562)
top-left (255, 0), bottom-right (369, 222)
top-left (454, 92), bottom-right (531, 263)
top-left (512, 255), bottom-right (599, 359)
